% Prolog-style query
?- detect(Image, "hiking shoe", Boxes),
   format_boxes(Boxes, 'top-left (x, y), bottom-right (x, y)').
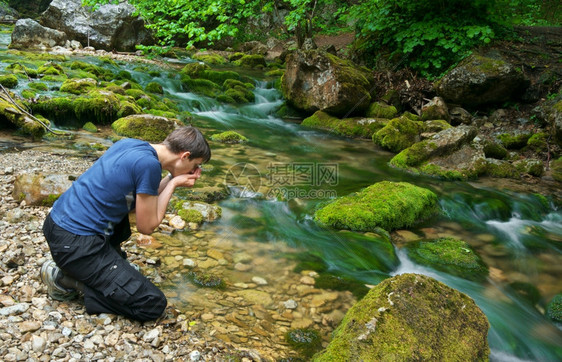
top-left (40, 260), bottom-right (79, 301)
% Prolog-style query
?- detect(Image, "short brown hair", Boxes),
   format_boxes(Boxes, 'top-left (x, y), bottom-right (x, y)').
top-left (163, 126), bottom-right (211, 162)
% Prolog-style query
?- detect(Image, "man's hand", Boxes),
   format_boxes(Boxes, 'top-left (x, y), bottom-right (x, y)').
top-left (171, 167), bottom-right (201, 188)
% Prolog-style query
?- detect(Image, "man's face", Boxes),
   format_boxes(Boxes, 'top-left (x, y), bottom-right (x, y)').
top-left (176, 155), bottom-right (204, 177)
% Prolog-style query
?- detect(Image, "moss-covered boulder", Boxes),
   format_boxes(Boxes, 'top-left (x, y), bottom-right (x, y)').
top-left (176, 201), bottom-right (222, 224)
top-left (74, 90), bottom-right (120, 125)
top-left (282, 50), bottom-right (373, 117)
top-left (28, 82), bottom-right (48, 91)
top-left (69, 61), bottom-right (113, 80)
top-left (0, 74), bottom-right (18, 88)
top-left (82, 122), bottom-right (97, 133)
top-left (59, 78), bottom-right (97, 95)
top-left (373, 116), bottom-right (424, 153)
top-left (233, 54), bottom-right (267, 68)
top-left (549, 99), bottom-right (562, 146)
top-left (181, 76), bottom-right (222, 98)
top-left (145, 81), bottom-right (163, 94)
top-left (37, 62), bottom-right (64, 76)
top-left (6, 63), bottom-right (38, 78)
top-left (435, 54), bottom-right (529, 107)
top-left (313, 273), bottom-right (490, 361)
top-left (389, 125), bottom-right (482, 180)
top-left (210, 131), bottom-right (248, 144)
top-left (482, 139), bottom-right (508, 159)
top-left (406, 237), bottom-right (489, 281)
top-left (181, 62), bottom-right (211, 78)
top-left (546, 293), bottom-right (562, 322)
top-left (0, 92), bottom-right (45, 139)
top-left (483, 159), bottom-right (520, 179)
top-left (367, 101), bottom-right (397, 119)
top-left (497, 132), bottom-right (532, 150)
top-left (111, 114), bottom-right (180, 142)
top-left (117, 100), bottom-right (142, 118)
top-left (302, 110), bottom-right (387, 138)
top-left (314, 181), bottom-right (439, 232)
top-left (192, 52), bottom-right (227, 65)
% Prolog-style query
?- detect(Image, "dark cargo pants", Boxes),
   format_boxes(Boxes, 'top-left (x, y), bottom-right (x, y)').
top-left (42, 213), bottom-right (167, 321)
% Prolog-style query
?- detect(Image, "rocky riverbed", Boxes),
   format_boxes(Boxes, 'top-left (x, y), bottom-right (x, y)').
top-left (0, 147), bottom-right (358, 361)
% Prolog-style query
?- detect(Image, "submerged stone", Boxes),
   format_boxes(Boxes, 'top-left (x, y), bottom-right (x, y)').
top-left (406, 237), bottom-right (489, 281)
top-left (313, 273), bottom-right (490, 361)
top-left (285, 328), bottom-right (322, 358)
top-left (546, 293), bottom-right (562, 322)
top-left (314, 181), bottom-right (439, 232)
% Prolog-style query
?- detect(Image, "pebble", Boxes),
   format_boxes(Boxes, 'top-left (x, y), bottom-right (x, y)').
top-left (252, 276), bottom-right (268, 285)
top-left (190, 350), bottom-right (201, 361)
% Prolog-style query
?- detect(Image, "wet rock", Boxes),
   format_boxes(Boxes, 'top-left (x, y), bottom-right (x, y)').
top-left (421, 97), bottom-right (450, 122)
top-left (435, 54), bottom-right (529, 107)
top-left (282, 50), bottom-right (374, 117)
top-left (315, 273), bottom-right (490, 361)
top-left (10, 18), bottom-right (68, 50)
top-left (12, 173), bottom-right (76, 206)
top-left (40, 0), bottom-right (154, 52)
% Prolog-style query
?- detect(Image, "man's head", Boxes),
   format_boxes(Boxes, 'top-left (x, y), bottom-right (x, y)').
top-left (163, 126), bottom-right (211, 163)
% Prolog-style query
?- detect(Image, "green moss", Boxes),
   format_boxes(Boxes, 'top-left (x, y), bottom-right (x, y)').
top-left (302, 110), bottom-right (386, 139)
top-left (125, 89), bottom-right (148, 99)
top-left (233, 54), bottom-right (267, 68)
top-left (28, 82), bottom-right (48, 91)
top-left (373, 116), bottom-right (424, 153)
top-left (315, 274), bottom-right (370, 299)
top-left (60, 78), bottom-right (97, 95)
top-left (285, 329), bottom-right (322, 358)
top-left (514, 159), bottom-right (544, 177)
top-left (0, 74), bottom-right (18, 88)
top-left (69, 61), bottom-right (113, 80)
top-left (74, 91), bottom-right (120, 125)
top-left (117, 100), bottom-right (142, 118)
top-left (265, 69), bottom-right (284, 77)
top-left (37, 62), bottom-right (64, 76)
top-left (407, 237), bottom-right (489, 281)
top-left (40, 74), bottom-right (67, 82)
top-left (419, 163), bottom-right (467, 180)
top-left (82, 122), bottom-right (98, 133)
top-left (313, 274), bottom-right (490, 361)
top-left (526, 132), bottom-right (548, 152)
top-left (389, 141), bottom-right (438, 169)
top-left (145, 81), bottom-right (164, 94)
top-left (497, 132), bottom-right (532, 150)
top-left (181, 77), bottom-right (221, 98)
top-left (483, 140), bottom-right (508, 159)
top-left (228, 52), bottom-right (245, 62)
top-left (6, 63), bottom-right (38, 78)
top-left (402, 111), bottom-right (420, 121)
top-left (314, 181), bottom-right (439, 232)
top-left (192, 53), bottom-right (227, 65)
top-left (21, 89), bottom-right (36, 99)
top-left (485, 160), bottom-right (520, 179)
top-left (546, 293), bottom-right (562, 322)
top-left (210, 131), bottom-right (248, 144)
top-left (367, 102), bottom-right (397, 119)
top-left (31, 97), bottom-right (75, 125)
top-left (188, 270), bottom-right (226, 289)
top-left (112, 114), bottom-right (177, 142)
top-left (423, 120), bottom-right (452, 133)
top-left (178, 209), bottom-right (205, 224)
top-left (201, 70), bottom-right (239, 84)
top-left (41, 194), bottom-right (61, 207)
top-left (145, 109), bottom-right (177, 118)
top-left (0, 98), bottom-right (45, 139)
top-left (181, 62), bottom-right (211, 78)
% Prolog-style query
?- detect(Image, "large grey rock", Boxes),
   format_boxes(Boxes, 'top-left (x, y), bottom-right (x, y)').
top-left (9, 18), bottom-right (67, 50)
top-left (282, 50), bottom-right (373, 117)
top-left (435, 54), bottom-right (529, 108)
top-left (40, 0), bottom-right (154, 52)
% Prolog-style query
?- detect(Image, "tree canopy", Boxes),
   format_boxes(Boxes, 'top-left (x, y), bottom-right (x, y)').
top-left (82, 0), bottom-right (560, 76)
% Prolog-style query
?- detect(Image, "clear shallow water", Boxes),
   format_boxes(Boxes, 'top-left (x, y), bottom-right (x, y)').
top-left (1, 25), bottom-right (561, 360)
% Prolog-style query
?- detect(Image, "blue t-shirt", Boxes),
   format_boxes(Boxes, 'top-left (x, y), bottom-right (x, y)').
top-left (51, 138), bottom-right (161, 236)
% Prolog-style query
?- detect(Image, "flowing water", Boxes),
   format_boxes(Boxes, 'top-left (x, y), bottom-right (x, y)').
top-left (0, 25), bottom-right (561, 360)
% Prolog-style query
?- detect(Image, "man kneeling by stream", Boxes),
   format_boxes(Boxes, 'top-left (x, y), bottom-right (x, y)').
top-left (40, 126), bottom-right (211, 321)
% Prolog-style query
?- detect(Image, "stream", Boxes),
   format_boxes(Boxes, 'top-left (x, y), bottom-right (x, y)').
top-left (0, 26), bottom-right (561, 360)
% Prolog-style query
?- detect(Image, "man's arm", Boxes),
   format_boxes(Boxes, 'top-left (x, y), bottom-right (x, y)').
top-left (135, 170), bottom-right (201, 234)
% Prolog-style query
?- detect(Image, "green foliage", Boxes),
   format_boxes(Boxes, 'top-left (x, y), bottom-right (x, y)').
top-left (349, 0), bottom-right (501, 77)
